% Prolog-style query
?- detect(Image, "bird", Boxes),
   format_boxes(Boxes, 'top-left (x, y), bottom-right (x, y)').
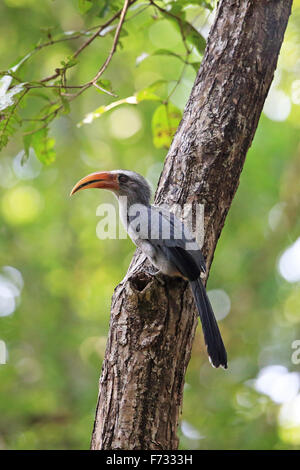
top-left (70, 169), bottom-right (227, 369)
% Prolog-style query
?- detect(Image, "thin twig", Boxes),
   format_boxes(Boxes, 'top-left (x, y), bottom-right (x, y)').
top-left (20, 0), bottom-right (131, 137)
top-left (40, 1), bottom-right (136, 85)
top-left (167, 58), bottom-right (189, 101)
top-left (91, 0), bottom-right (131, 84)
top-left (74, 0), bottom-right (137, 59)
top-left (60, 0), bottom-right (131, 101)
top-left (35, 32), bottom-right (90, 51)
top-left (23, 106), bottom-right (62, 135)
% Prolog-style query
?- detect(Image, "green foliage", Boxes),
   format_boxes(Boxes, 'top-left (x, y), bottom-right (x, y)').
top-left (30, 128), bottom-right (56, 165)
top-left (135, 80), bottom-right (166, 102)
top-left (95, 79), bottom-right (115, 96)
top-left (158, 5), bottom-right (206, 55)
top-left (176, 0), bottom-right (213, 10)
top-left (0, 0), bottom-right (211, 159)
top-left (98, 0), bottom-right (111, 18)
top-left (60, 56), bottom-right (78, 70)
top-left (78, 0), bottom-right (94, 14)
top-left (152, 102), bottom-right (182, 148)
top-left (0, 109), bottom-right (21, 151)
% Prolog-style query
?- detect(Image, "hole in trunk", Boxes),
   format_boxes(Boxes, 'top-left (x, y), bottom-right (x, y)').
top-left (130, 272), bottom-right (152, 292)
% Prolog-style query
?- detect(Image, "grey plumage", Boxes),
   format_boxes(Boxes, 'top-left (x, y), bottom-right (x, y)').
top-left (115, 171), bottom-right (227, 369)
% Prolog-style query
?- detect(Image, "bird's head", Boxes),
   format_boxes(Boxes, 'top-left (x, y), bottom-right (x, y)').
top-left (70, 170), bottom-right (152, 206)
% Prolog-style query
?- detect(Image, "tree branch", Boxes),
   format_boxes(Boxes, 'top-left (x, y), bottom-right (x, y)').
top-left (0, 0), bottom-right (134, 146)
top-left (90, 0), bottom-right (293, 450)
top-left (40, 0), bottom-right (136, 85)
top-left (90, 0), bottom-right (130, 84)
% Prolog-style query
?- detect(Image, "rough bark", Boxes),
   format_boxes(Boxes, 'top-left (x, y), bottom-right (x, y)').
top-left (91, 0), bottom-right (292, 450)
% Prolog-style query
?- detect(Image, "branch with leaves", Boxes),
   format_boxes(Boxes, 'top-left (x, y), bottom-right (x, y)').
top-left (0, 0), bottom-right (211, 164)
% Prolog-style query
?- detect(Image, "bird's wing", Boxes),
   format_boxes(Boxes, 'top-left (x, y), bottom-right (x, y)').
top-left (127, 204), bottom-right (206, 278)
top-left (150, 205), bottom-right (206, 273)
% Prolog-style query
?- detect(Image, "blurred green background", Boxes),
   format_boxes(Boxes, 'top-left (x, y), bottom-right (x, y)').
top-left (1, 0), bottom-right (300, 450)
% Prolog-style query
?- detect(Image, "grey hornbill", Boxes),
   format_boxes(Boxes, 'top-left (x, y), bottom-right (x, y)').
top-left (71, 170), bottom-right (227, 369)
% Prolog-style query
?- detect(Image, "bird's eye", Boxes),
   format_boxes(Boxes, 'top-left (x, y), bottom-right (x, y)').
top-left (119, 174), bottom-right (129, 184)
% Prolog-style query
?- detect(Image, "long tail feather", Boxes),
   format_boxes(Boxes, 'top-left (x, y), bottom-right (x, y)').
top-left (190, 278), bottom-right (227, 369)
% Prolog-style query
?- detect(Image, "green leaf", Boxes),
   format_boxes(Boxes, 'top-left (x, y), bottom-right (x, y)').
top-left (135, 52), bottom-right (150, 66)
top-left (78, 0), bottom-right (93, 14)
top-left (98, 0), bottom-right (110, 18)
top-left (9, 50), bottom-right (35, 74)
top-left (78, 96), bottom-right (138, 127)
top-left (95, 79), bottom-right (114, 96)
top-left (23, 133), bottom-right (32, 159)
top-left (78, 105), bottom-right (107, 126)
top-left (168, 3), bottom-right (185, 17)
top-left (183, 22), bottom-right (206, 55)
top-left (40, 26), bottom-right (55, 36)
top-left (153, 49), bottom-right (184, 61)
top-left (0, 108), bottom-right (21, 151)
top-left (158, 10), bottom-right (206, 55)
top-left (60, 56), bottom-right (78, 70)
top-left (136, 49), bottom-right (185, 67)
top-left (176, 0), bottom-right (213, 10)
top-left (151, 102), bottom-right (182, 149)
top-left (61, 96), bottom-right (70, 115)
top-left (29, 91), bottom-right (52, 102)
top-left (190, 61), bottom-right (201, 73)
top-left (135, 80), bottom-right (166, 102)
top-left (31, 128), bottom-right (56, 165)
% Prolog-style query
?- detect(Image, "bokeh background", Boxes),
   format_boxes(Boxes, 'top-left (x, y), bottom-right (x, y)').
top-left (1, 0), bottom-right (300, 450)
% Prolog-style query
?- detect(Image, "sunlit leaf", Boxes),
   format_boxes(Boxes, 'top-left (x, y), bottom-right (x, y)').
top-left (176, 0), bottom-right (213, 11)
top-left (31, 128), bottom-right (56, 165)
top-left (9, 51), bottom-right (35, 74)
top-left (129, 1), bottom-right (149, 11)
top-left (61, 96), bottom-right (71, 114)
top-left (168, 2), bottom-right (185, 17)
top-left (78, 96), bottom-right (138, 127)
top-left (30, 91), bottom-right (52, 102)
top-left (190, 61), bottom-right (201, 73)
top-left (60, 57), bottom-right (78, 70)
top-left (135, 80), bottom-right (166, 102)
top-left (158, 9), bottom-right (206, 55)
top-left (0, 106), bottom-right (22, 151)
top-left (95, 79), bottom-right (115, 96)
top-left (97, 0), bottom-right (110, 17)
top-left (136, 49), bottom-right (185, 67)
top-left (153, 49), bottom-right (185, 61)
top-left (78, 0), bottom-right (93, 14)
top-left (184, 22), bottom-right (206, 54)
top-left (99, 24), bottom-right (117, 37)
top-left (151, 102), bottom-right (182, 148)
top-left (135, 52), bottom-right (150, 66)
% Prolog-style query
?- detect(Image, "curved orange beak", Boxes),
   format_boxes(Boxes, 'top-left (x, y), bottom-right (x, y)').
top-left (70, 171), bottom-right (119, 196)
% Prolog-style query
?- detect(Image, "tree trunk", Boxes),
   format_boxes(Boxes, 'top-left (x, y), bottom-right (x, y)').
top-left (91, 0), bottom-right (292, 450)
